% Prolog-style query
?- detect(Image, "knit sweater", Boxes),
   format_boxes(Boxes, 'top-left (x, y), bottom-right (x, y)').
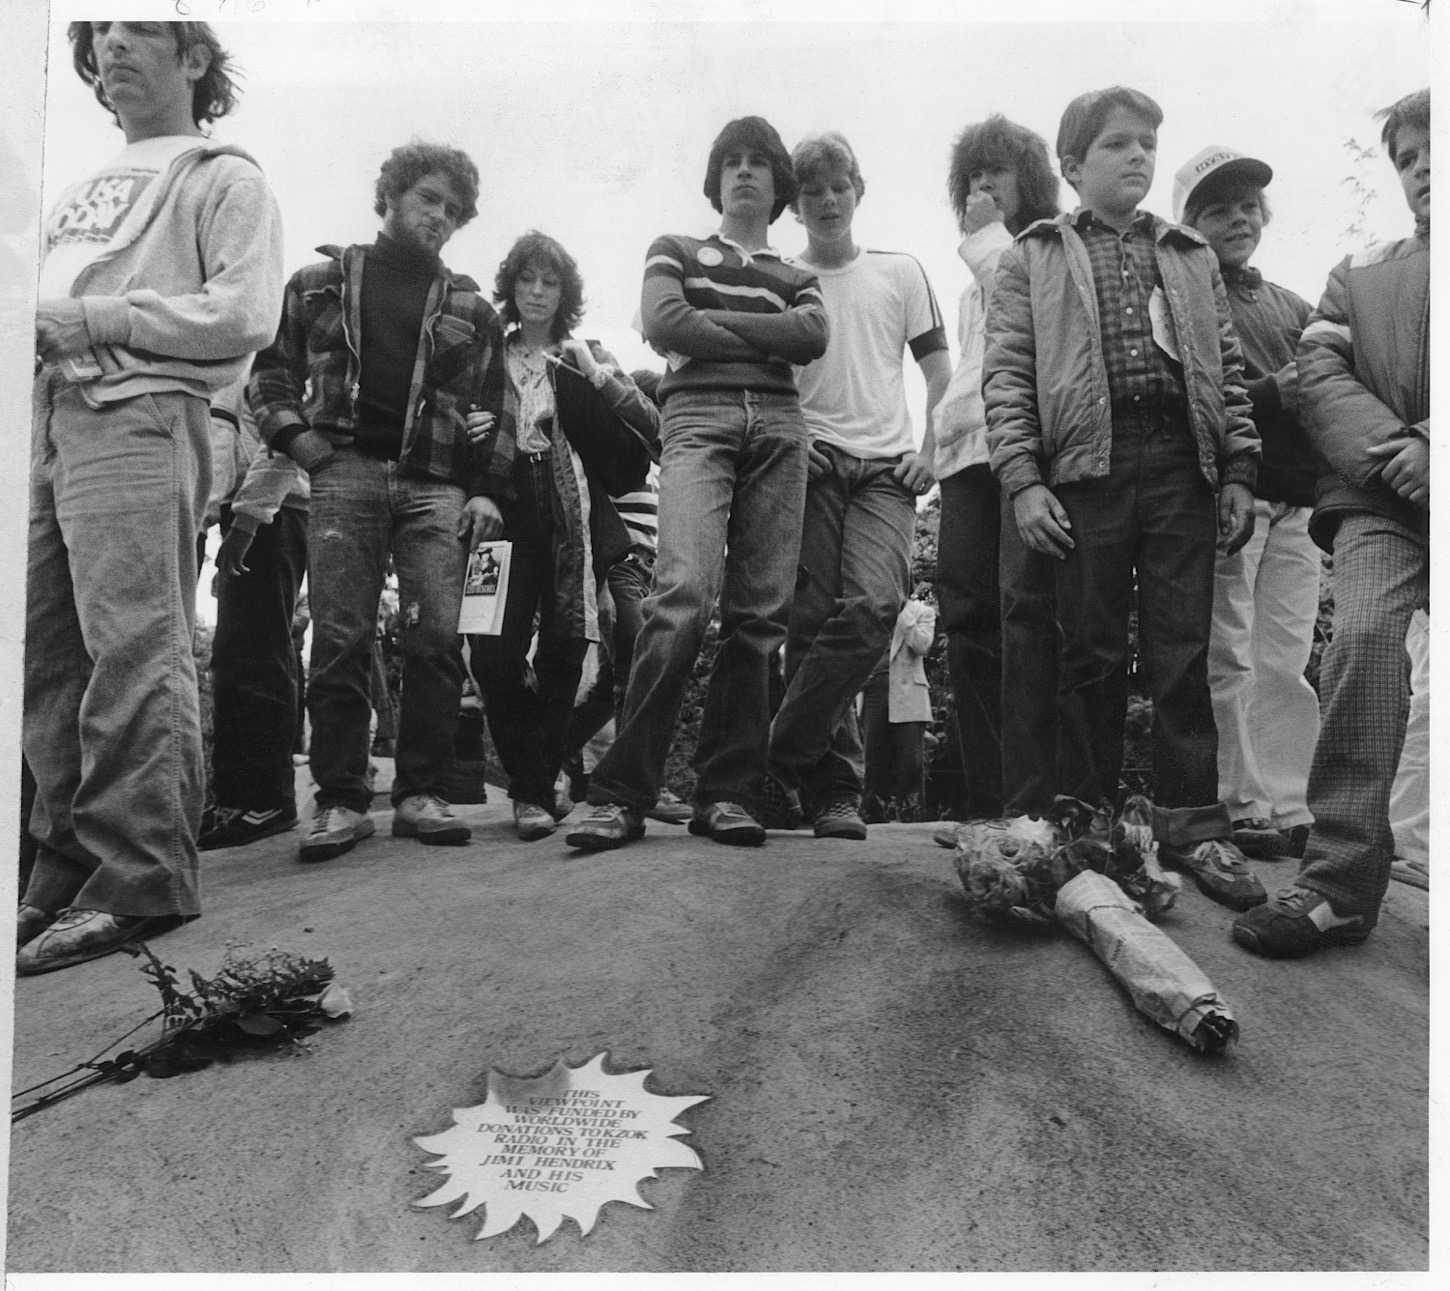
top-left (640, 233), bottom-right (828, 399)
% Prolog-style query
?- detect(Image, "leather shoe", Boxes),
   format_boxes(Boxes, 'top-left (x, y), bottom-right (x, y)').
top-left (16, 907), bottom-right (183, 976)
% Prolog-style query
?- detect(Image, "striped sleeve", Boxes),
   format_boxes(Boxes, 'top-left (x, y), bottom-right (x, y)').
top-left (899, 254), bottom-right (948, 360)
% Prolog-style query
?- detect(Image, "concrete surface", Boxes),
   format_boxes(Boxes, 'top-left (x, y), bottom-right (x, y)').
top-left (6, 767), bottom-right (1429, 1273)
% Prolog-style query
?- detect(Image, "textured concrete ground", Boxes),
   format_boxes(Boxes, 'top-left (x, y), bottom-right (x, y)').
top-left (5, 768), bottom-right (1429, 1273)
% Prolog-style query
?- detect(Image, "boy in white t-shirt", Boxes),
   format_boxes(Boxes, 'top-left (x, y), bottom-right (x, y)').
top-left (761, 131), bottom-right (951, 838)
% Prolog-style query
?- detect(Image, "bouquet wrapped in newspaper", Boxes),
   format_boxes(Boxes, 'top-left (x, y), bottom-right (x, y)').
top-left (1054, 870), bottom-right (1239, 1053)
top-left (952, 795), bottom-right (1238, 1053)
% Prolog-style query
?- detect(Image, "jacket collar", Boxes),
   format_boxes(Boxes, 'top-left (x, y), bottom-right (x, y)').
top-left (1021, 208), bottom-right (1210, 250)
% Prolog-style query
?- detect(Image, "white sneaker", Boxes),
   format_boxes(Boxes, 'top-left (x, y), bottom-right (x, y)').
top-left (393, 793), bottom-right (471, 845)
top-left (513, 800), bottom-right (557, 842)
top-left (299, 805), bottom-right (376, 863)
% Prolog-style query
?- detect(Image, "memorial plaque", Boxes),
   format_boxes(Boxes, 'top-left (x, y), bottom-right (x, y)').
top-left (413, 1052), bottom-right (709, 1243)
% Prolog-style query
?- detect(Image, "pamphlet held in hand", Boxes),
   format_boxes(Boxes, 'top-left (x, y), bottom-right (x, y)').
top-left (458, 540), bottom-right (511, 635)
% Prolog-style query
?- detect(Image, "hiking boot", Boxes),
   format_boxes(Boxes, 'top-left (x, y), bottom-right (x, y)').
top-left (565, 803), bottom-right (646, 851)
top-left (646, 788), bottom-right (693, 825)
top-left (1231, 886), bottom-right (1373, 958)
top-left (300, 805), bottom-right (376, 863)
top-left (16, 907), bottom-right (183, 976)
top-left (813, 797), bottom-right (868, 840)
top-left (392, 794), bottom-right (472, 846)
top-left (1159, 837), bottom-right (1267, 911)
top-left (757, 774), bottom-right (804, 831)
top-left (688, 801), bottom-right (766, 847)
top-left (513, 800), bottom-right (557, 842)
top-left (198, 804), bottom-right (298, 852)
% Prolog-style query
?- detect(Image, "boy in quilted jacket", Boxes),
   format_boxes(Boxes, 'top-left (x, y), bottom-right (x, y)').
top-left (984, 86), bottom-right (1264, 913)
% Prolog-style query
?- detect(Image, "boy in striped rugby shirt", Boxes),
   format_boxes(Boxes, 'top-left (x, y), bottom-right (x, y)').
top-left (568, 116), bottom-right (829, 850)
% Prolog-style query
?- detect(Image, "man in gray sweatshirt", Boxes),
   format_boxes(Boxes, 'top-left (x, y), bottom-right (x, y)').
top-left (19, 20), bottom-right (284, 975)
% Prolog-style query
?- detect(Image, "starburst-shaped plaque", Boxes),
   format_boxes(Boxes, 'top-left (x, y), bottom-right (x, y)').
top-left (413, 1052), bottom-right (709, 1243)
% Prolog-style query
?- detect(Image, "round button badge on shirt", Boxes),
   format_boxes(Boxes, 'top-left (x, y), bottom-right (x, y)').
top-left (697, 246), bottom-right (724, 267)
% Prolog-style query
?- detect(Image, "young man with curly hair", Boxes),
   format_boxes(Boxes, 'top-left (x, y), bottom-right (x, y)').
top-left (19, 21), bottom-right (284, 974)
top-left (934, 115), bottom-right (1061, 824)
top-left (567, 116), bottom-right (828, 850)
top-left (249, 141), bottom-right (509, 864)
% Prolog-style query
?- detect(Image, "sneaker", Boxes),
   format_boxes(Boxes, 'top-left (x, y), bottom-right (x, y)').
top-left (1231, 886), bottom-right (1373, 958)
top-left (392, 794), bottom-right (472, 846)
top-left (1159, 837), bottom-right (1267, 912)
top-left (757, 774), bottom-right (804, 831)
top-left (1233, 816), bottom-right (1287, 859)
top-left (933, 823), bottom-right (961, 849)
top-left (646, 788), bottom-right (694, 825)
top-left (565, 803), bottom-right (646, 851)
top-left (688, 801), bottom-right (766, 847)
top-left (16, 907), bottom-right (183, 976)
top-left (198, 804), bottom-right (299, 852)
top-left (300, 805), bottom-right (376, 863)
top-left (813, 797), bottom-right (868, 840)
top-left (513, 800), bottom-right (557, 842)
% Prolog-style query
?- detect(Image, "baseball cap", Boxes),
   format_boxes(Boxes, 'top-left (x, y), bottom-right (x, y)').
top-left (1172, 146), bottom-right (1273, 222)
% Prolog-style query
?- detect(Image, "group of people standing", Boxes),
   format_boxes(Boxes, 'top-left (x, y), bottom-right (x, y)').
top-left (15, 17), bottom-right (1429, 980)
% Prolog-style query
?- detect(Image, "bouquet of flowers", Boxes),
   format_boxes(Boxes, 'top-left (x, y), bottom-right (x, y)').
top-left (952, 794), bottom-right (1181, 924)
top-left (12, 943), bottom-right (352, 1122)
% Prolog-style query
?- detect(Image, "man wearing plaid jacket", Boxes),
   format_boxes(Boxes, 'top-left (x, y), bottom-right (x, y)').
top-left (250, 141), bottom-right (508, 863)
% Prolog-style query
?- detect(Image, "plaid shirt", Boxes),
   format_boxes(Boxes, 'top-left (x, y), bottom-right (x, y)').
top-left (249, 243), bottom-right (510, 496)
top-left (1074, 208), bottom-right (1186, 420)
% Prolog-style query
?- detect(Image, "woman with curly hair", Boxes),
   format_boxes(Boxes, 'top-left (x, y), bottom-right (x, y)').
top-left (933, 115), bottom-right (1061, 825)
top-left (466, 232), bottom-right (660, 840)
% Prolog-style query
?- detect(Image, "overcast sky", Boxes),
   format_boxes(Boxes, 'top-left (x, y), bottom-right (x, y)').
top-left (35, 0), bottom-right (1433, 383)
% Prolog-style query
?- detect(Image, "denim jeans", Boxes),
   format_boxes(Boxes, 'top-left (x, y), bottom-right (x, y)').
top-left (564, 545), bottom-right (655, 758)
top-left (211, 503), bottom-right (307, 812)
top-left (306, 447), bottom-right (467, 813)
top-left (24, 377), bottom-right (209, 918)
top-left (1052, 414), bottom-right (1230, 842)
top-left (769, 442), bottom-right (914, 810)
top-left (471, 450), bottom-right (589, 810)
top-left (999, 485), bottom-right (1061, 816)
top-left (936, 463), bottom-right (1004, 818)
top-left (589, 389), bottom-right (809, 811)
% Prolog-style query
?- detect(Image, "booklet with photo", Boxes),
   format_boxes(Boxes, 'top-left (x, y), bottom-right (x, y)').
top-left (458, 540), bottom-right (512, 636)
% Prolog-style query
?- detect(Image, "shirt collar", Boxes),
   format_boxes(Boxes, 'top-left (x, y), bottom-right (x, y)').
top-left (1221, 263), bottom-right (1263, 290)
top-left (1072, 206), bottom-right (1156, 237)
top-left (714, 232), bottom-right (782, 266)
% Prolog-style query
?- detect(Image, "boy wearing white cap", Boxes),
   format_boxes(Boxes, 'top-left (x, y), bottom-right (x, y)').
top-left (1175, 147), bottom-right (1320, 863)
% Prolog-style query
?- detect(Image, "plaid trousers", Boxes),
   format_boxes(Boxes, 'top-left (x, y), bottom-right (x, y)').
top-left (1298, 512), bottom-right (1429, 917)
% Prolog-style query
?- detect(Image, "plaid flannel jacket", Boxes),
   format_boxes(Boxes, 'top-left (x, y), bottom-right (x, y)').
top-left (249, 243), bottom-right (511, 496)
